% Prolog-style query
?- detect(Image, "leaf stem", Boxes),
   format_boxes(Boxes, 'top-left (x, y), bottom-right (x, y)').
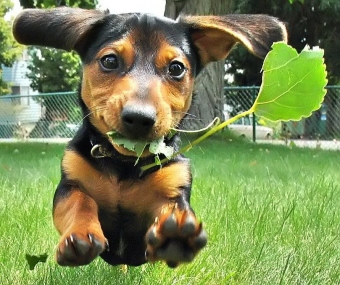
top-left (140, 108), bottom-right (254, 173)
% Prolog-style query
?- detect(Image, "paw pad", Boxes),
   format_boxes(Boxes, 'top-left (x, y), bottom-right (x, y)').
top-left (145, 207), bottom-right (207, 267)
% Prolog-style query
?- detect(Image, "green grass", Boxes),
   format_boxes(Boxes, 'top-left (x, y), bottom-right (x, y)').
top-left (1, 139), bottom-right (340, 284)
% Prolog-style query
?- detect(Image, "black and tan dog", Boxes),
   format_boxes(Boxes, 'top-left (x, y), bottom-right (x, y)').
top-left (13, 8), bottom-right (287, 268)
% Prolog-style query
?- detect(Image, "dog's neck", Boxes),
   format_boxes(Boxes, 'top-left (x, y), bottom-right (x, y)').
top-left (86, 126), bottom-right (180, 178)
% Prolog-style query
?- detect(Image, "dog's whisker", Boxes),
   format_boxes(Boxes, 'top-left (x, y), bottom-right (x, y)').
top-left (172, 111), bottom-right (197, 118)
top-left (179, 117), bottom-right (203, 121)
top-left (77, 106), bottom-right (108, 124)
top-left (89, 106), bottom-right (107, 112)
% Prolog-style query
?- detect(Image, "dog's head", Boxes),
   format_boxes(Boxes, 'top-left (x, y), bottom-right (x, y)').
top-left (13, 8), bottom-right (287, 155)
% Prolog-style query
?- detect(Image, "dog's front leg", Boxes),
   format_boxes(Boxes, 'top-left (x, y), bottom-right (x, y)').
top-left (135, 162), bottom-right (207, 267)
top-left (53, 186), bottom-right (108, 266)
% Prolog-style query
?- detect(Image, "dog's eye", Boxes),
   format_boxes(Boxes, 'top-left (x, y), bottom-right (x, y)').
top-left (168, 61), bottom-right (186, 80)
top-left (100, 54), bottom-right (119, 71)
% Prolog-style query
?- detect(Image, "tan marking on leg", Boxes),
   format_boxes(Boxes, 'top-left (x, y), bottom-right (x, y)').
top-left (62, 150), bottom-right (119, 209)
top-left (53, 189), bottom-right (103, 236)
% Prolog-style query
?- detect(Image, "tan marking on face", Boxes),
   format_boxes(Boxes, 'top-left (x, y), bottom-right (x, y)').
top-left (151, 42), bottom-right (195, 131)
top-left (81, 33), bottom-right (195, 154)
top-left (61, 150), bottom-right (191, 215)
top-left (81, 36), bottom-right (137, 135)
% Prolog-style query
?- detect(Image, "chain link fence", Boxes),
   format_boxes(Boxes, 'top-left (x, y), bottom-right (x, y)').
top-left (224, 86), bottom-right (340, 146)
top-left (0, 92), bottom-right (81, 139)
top-left (1, 87), bottom-right (340, 147)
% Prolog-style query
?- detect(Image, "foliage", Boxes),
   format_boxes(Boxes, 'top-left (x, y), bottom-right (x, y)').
top-left (0, 70), bottom-right (11, 95)
top-left (19, 0), bottom-right (97, 136)
top-left (26, 48), bottom-right (81, 93)
top-left (26, 47), bottom-right (81, 136)
top-left (228, 0), bottom-right (340, 85)
top-left (0, 0), bottom-right (22, 95)
top-left (19, 0), bottom-right (97, 9)
top-left (288, 0), bottom-right (304, 3)
top-left (107, 132), bottom-right (175, 167)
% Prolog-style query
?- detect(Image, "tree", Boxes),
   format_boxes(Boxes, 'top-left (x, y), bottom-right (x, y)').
top-left (228, 0), bottom-right (340, 86)
top-left (19, 0), bottom-right (96, 9)
top-left (26, 48), bottom-right (81, 93)
top-left (164, 0), bottom-right (235, 130)
top-left (18, 0), bottom-right (97, 137)
top-left (228, 0), bottom-right (340, 138)
top-left (0, 0), bottom-right (22, 95)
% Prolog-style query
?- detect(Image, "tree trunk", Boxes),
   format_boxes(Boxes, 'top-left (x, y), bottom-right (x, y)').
top-left (165, 0), bottom-right (234, 130)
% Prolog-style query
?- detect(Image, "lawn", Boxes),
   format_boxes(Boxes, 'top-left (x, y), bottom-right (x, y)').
top-left (1, 138), bottom-right (340, 285)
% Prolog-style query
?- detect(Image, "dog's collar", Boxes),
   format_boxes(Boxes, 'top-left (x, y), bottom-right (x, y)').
top-left (89, 137), bottom-right (171, 177)
top-left (90, 143), bottom-right (114, 159)
top-left (89, 138), bottom-right (137, 163)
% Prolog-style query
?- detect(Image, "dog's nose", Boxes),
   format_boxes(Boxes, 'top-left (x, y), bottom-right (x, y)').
top-left (121, 105), bottom-right (156, 137)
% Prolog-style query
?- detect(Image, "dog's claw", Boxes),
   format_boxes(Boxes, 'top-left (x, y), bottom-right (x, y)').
top-left (105, 239), bottom-right (110, 251)
top-left (88, 233), bottom-right (93, 243)
top-left (146, 227), bottom-right (161, 247)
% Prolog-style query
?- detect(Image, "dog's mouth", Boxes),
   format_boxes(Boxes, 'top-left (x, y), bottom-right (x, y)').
top-left (107, 130), bottom-right (175, 162)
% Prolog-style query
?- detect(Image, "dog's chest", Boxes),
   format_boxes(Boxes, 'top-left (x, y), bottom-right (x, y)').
top-left (62, 149), bottom-right (190, 214)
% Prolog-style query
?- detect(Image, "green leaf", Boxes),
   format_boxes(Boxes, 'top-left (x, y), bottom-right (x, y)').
top-left (106, 130), bottom-right (117, 137)
top-left (109, 136), bottom-right (147, 165)
top-left (107, 132), bottom-right (174, 164)
top-left (134, 142), bottom-right (148, 158)
top-left (112, 137), bottom-right (140, 152)
top-left (149, 137), bottom-right (174, 159)
top-left (25, 253), bottom-right (48, 270)
top-left (253, 42), bottom-right (327, 121)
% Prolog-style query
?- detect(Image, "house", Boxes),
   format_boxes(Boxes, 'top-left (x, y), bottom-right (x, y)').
top-left (0, 50), bottom-right (42, 138)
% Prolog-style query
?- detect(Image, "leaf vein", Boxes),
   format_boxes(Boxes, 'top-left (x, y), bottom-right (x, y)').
top-left (257, 70), bottom-right (312, 105)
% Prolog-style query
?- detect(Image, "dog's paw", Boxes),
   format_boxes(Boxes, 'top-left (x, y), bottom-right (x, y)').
top-left (145, 206), bottom-right (207, 268)
top-left (56, 232), bottom-right (109, 266)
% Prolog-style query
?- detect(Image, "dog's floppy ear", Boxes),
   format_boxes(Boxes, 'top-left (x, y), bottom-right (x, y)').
top-left (180, 14), bottom-right (287, 65)
top-left (13, 7), bottom-right (107, 52)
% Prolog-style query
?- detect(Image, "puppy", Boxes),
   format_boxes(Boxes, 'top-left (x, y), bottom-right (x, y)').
top-left (13, 8), bottom-right (287, 267)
